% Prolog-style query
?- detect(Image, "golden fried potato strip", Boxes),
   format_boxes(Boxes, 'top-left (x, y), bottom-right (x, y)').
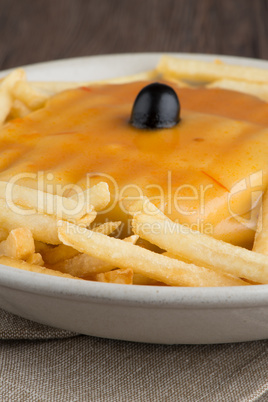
top-left (0, 255), bottom-right (81, 279)
top-left (126, 197), bottom-right (268, 284)
top-left (253, 190), bottom-right (268, 255)
top-left (157, 56), bottom-right (268, 83)
top-left (58, 221), bottom-right (247, 287)
top-left (93, 268), bottom-right (134, 284)
top-left (0, 228), bottom-right (34, 260)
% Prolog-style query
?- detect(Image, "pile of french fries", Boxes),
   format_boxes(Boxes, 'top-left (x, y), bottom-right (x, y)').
top-left (0, 56), bottom-right (268, 286)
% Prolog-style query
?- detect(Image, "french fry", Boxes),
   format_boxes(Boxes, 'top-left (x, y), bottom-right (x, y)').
top-left (127, 197), bottom-right (268, 284)
top-left (41, 244), bottom-right (79, 265)
top-left (70, 182), bottom-right (110, 211)
top-left (92, 268), bottom-right (134, 284)
top-left (207, 79), bottom-right (268, 102)
top-left (92, 221), bottom-right (121, 234)
top-left (0, 255), bottom-right (81, 279)
top-left (42, 221), bottom-right (121, 265)
top-left (0, 228), bottom-right (34, 260)
top-left (93, 69), bottom-right (157, 84)
top-left (162, 251), bottom-right (191, 264)
top-left (7, 99), bottom-right (31, 120)
top-left (122, 234), bottom-right (139, 244)
top-left (58, 221), bottom-right (247, 287)
top-left (32, 69), bottom-right (157, 94)
top-left (32, 81), bottom-right (92, 94)
top-left (75, 211), bottom-right (97, 227)
top-left (11, 81), bottom-right (50, 110)
top-left (0, 69), bottom-right (26, 92)
top-left (0, 90), bottom-right (12, 125)
top-left (0, 181), bottom-right (91, 221)
top-left (49, 252), bottom-right (114, 278)
top-left (253, 190), bottom-right (268, 255)
top-left (157, 56), bottom-right (268, 83)
top-left (160, 74), bottom-right (192, 87)
top-left (0, 198), bottom-right (63, 244)
top-left (26, 253), bottom-right (44, 266)
top-left (50, 234), bottom-right (137, 277)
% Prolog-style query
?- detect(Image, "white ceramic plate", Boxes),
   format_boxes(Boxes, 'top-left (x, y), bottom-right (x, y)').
top-left (0, 53), bottom-right (268, 345)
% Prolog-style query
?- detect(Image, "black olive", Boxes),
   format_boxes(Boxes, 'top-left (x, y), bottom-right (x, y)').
top-left (130, 82), bottom-right (180, 129)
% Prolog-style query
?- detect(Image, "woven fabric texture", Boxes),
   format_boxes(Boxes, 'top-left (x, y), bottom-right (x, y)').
top-left (0, 334), bottom-right (268, 401)
top-left (0, 308), bottom-right (77, 340)
top-left (0, 308), bottom-right (268, 401)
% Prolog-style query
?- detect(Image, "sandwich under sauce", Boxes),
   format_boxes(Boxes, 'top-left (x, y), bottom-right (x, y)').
top-left (0, 81), bottom-right (268, 248)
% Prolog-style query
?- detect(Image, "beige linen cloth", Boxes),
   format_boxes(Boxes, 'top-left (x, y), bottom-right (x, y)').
top-left (0, 308), bottom-right (267, 401)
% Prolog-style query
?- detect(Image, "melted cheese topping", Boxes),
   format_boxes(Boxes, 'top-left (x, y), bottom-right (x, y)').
top-left (0, 81), bottom-right (268, 247)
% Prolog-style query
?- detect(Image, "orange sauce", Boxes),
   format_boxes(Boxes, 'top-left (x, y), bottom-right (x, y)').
top-left (0, 81), bottom-right (268, 247)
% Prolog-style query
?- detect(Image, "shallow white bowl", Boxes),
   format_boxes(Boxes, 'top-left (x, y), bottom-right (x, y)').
top-left (0, 53), bottom-right (268, 344)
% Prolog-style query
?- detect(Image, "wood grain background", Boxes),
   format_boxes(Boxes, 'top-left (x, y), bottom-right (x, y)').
top-left (0, 0), bottom-right (268, 70)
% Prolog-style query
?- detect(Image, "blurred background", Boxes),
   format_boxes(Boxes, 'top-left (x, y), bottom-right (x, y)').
top-left (0, 0), bottom-right (267, 70)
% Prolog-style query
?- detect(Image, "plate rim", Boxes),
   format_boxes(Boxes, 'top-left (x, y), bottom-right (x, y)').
top-left (1, 51), bottom-right (268, 78)
top-left (0, 265), bottom-right (268, 310)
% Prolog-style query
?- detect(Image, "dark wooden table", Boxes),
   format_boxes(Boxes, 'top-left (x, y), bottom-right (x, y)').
top-left (0, 0), bottom-right (268, 70)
